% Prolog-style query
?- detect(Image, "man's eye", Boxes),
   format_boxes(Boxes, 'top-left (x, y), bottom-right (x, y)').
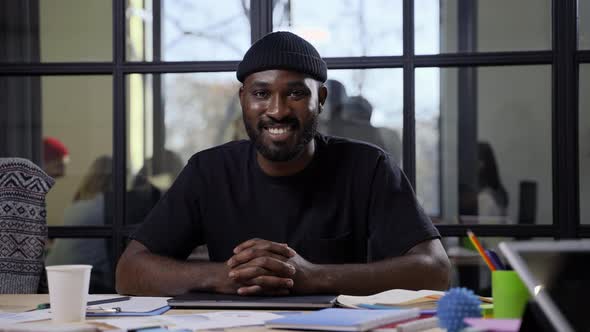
top-left (289, 90), bottom-right (306, 98)
top-left (253, 91), bottom-right (268, 98)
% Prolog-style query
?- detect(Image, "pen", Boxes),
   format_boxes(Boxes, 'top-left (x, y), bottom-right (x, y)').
top-left (37, 295), bottom-right (131, 310)
top-left (128, 327), bottom-right (192, 332)
top-left (86, 307), bottom-right (122, 314)
top-left (466, 230), bottom-right (496, 272)
top-left (128, 326), bottom-right (164, 332)
top-left (485, 249), bottom-right (506, 270)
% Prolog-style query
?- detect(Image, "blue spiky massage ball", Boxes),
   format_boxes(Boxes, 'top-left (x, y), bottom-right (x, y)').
top-left (437, 287), bottom-right (482, 332)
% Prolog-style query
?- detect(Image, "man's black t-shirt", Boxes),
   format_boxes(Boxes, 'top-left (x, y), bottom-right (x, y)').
top-left (131, 134), bottom-right (439, 264)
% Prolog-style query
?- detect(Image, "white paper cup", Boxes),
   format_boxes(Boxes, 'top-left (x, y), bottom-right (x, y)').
top-left (46, 265), bottom-right (92, 323)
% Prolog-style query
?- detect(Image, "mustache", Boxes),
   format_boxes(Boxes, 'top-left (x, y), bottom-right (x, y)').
top-left (258, 117), bottom-right (299, 130)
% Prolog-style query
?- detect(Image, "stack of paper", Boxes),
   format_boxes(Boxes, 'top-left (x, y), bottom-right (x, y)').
top-left (337, 289), bottom-right (492, 310)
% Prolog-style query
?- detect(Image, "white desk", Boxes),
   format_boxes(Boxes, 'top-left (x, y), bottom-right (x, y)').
top-left (0, 294), bottom-right (273, 332)
top-left (0, 294), bottom-right (444, 332)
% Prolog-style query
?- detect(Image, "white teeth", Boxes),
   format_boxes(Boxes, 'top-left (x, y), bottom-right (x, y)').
top-left (267, 127), bottom-right (290, 135)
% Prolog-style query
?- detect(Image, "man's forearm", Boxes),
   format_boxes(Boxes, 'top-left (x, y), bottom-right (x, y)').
top-left (116, 249), bottom-right (230, 296)
top-left (308, 253), bottom-right (450, 295)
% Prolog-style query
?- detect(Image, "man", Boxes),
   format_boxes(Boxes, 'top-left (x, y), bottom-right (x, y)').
top-left (116, 31), bottom-right (450, 296)
top-left (42, 137), bottom-right (69, 179)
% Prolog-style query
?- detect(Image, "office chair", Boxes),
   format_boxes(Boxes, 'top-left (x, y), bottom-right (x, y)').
top-left (0, 157), bottom-right (54, 293)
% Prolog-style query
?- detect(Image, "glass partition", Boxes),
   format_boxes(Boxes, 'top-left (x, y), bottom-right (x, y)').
top-left (126, 0), bottom-right (250, 61)
top-left (0, 0), bottom-right (112, 62)
top-left (273, 0), bottom-right (403, 57)
top-left (416, 66), bottom-right (552, 225)
top-left (415, 0), bottom-right (551, 54)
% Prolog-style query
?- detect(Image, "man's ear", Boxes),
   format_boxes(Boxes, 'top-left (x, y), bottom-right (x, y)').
top-left (238, 85), bottom-right (245, 108)
top-left (318, 84), bottom-right (328, 113)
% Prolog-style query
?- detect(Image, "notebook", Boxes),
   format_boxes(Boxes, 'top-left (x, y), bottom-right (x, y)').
top-left (265, 308), bottom-right (420, 331)
top-left (167, 292), bottom-right (336, 310)
top-left (336, 289), bottom-right (444, 309)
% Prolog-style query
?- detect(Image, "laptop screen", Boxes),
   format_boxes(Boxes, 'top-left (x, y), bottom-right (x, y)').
top-left (500, 240), bottom-right (590, 332)
top-left (519, 251), bottom-right (590, 332)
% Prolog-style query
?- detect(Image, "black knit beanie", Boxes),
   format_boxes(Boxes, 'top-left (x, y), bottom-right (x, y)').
top-left (236, 31), bottom-right (327, 83)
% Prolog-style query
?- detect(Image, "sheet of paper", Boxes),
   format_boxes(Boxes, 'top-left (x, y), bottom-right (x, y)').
top-left (336, 289), bottom-right (444, 308)
top-left (87, 296), bottom-right (170, 313)
top-left (92, 316), bottom-right (173, 330)
top-left (163, 311), bottom-right (283, 329)
top-left (98, 311), bottom-right (283, 331)
top-left (464, 318), bottom-right (521, 332)
top-left (0, 309), bottom-right (51, 325)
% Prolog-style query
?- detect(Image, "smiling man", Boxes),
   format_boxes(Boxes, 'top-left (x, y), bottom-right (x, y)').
top-left (116, 31), bottom-right (450, 296)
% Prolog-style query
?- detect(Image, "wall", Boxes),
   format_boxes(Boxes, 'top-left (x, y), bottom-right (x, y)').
top-left (40, 0), bottom-right (112, 226)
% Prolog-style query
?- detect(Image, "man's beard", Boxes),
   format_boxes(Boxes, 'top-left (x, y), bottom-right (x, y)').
top-left (244, 114), bottom-right (318, 162)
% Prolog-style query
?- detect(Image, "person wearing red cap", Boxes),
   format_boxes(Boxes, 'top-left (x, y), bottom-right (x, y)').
top-left (43, 137), bottom-right (69, 179)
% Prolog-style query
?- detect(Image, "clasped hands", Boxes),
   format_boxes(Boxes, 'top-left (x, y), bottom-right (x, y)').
top-left (221, 238), bottom-right (317, 296)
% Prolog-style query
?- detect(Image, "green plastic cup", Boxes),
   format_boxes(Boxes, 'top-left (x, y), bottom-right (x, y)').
top-left (492, 270), bottom-right (530, 318)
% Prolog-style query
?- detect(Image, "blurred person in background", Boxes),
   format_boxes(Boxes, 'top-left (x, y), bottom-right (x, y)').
top-left (42, 137), bottom-right (69, 179)
top-left (46, 155), bottom-right (114, 293)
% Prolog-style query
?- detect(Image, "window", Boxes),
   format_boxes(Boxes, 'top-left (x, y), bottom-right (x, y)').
top-left (0, 0), bottom-right (585, 292)
top-left (415, 0), bottom-right (552, 54)
top-left (580, 65), bottom-right (590, 225)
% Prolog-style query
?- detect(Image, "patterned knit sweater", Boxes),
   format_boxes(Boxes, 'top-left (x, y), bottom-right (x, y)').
top-left (0, 158), bottom-right (54, 293)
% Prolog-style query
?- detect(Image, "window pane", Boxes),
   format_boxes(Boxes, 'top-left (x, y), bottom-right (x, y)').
top-left (416, 68), bottom-right (441, 216)
top-left (46, 237), bottom-right (114, 293)
top-left (416, 66), bottom-right (552, 225)
top-left (0, 76), bottom-right (113, 227)
top-left (581, 0), bottom-right (590, 50)
top-left (415, 0), bottom-right (551, 54)
top-left (273, 0), bottom-right (403, 57)
top-left (125, 72), bottom-right (240, 224)
top-left (0, 0), bottom-right (112, 62)
top-left (323, 69), bottom-right (403, 162)
top-left (126, 0), bottom-right (250, 61)
top-left (581, 65), bottom-right (590, 224)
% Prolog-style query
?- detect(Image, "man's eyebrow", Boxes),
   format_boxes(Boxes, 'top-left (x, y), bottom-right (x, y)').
top-left (286, 81), bottom-right (309, 89)
top-left (249, 81), bottom-right (270, 88)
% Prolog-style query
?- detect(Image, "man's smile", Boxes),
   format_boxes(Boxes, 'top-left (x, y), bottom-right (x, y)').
top-left (264, 124), bottom-right (295, 141)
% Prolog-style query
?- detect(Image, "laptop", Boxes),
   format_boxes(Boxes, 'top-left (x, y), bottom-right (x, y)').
top-left (499, 239), bottom-right (590, 332)
top-left (168, 292), bottom-right (337, 310)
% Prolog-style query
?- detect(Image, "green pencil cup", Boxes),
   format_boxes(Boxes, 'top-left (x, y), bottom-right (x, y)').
top-left (492, 270), bottom-right (530, 318)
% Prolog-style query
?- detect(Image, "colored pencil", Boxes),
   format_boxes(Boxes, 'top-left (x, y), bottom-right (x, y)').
top-left (466, 230), bottom-right (496, 271)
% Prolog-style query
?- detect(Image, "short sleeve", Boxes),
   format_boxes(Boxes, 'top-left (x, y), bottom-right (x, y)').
top-left (367, 154), bottom-right (440, 261)
top-left (130, 158), bottom-right (204, 259)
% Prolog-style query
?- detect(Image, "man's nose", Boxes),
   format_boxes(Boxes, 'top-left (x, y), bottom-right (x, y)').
top-left (266, 94), bottom-right (291, 119)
